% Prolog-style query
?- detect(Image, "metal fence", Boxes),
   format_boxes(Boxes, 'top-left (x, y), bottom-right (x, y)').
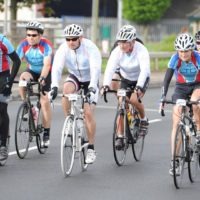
top-left (0, 17), bottom-right (189, 49)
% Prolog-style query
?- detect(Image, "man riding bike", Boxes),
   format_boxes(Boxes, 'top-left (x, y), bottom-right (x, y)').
top-left (16, 21), bottom-right (54, 148)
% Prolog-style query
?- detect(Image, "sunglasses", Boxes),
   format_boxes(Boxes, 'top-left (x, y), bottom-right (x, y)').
top-left (66, 37), bottom-right (79, 42)
top-left (27, 34), bottom-right (39, 37)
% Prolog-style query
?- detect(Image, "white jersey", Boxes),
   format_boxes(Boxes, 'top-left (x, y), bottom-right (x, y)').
top-left (51, 38), bottom-right (102, 89)
top-left (103, 41), bottom-right (150, 88)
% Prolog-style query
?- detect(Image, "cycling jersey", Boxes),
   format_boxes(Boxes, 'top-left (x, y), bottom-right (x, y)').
top-left (168, 51), bottom-right (200, 83)
top-left (16, 38), bottom-right (53, 74)
top-left (51, 38), bottom-right (101, 89)
top-left (0, 34), bottom-right (15, 72)
top-left (103, 41), bottom-right (150, 88)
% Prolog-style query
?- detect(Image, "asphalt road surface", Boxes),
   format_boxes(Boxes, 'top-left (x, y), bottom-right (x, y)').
top-left (1, 87), bottom-right (200, 200)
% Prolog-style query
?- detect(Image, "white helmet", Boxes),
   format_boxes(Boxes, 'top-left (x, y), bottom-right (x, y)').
top-left (116, 25), bottom-right (136, 41)
top-left (26, 21), bottom-right (44, 34)
top-left (64, 24), bottom-right (83, 37)
top-left (174, 33), bottom-right (195, 51)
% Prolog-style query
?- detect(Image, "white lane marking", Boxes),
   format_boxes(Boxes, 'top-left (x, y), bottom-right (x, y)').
top-left (149, 119), bottom-right (162, 123)
top-left (9, 146), bottom-right (37, 156)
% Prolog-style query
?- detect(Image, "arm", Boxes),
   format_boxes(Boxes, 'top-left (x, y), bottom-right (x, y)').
top-left (88, 44), bottom-right (102, 89)
top-left (161, 68), bottom-right (174, 98)
top-left (51, 45), bottom-right (66, 88)
top-left (103, 48), bottom-right (120, 86)
top-left (136, 46), bottom-right (151, 89)
top-left (8, 51), bottom-right (21, 82)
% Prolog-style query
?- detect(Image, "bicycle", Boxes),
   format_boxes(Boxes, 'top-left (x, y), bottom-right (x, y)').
top-left (104, 87), bottom-right (146, 166)
top-left (14, 80), bottom-right (47, 159)
top-left (161, 98), bottom-right (200, 189)
top-left (60, 87), bottom-right (89, 177)
top-left (0, 96), bottom-right (10, 166)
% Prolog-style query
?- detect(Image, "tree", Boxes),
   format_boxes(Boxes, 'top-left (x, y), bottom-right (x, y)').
top-left (0, 0), bottom-right (59, 21)
top-left (123, 0), bottom-right (171, 41)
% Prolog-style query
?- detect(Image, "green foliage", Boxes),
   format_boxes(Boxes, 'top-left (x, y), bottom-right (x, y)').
top-left (123, 0), bottom-right (171, 24)
top-left (146, 34), bottom-right (176, 51)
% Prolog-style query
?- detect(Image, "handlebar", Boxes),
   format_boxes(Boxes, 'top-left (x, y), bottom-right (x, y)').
top-left (160, 99), bottom-right (200, 117)
top-left (13, 79), bottom-right (46, 96)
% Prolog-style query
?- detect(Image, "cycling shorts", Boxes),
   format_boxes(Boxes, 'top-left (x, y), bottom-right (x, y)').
top-left (26, 69), bottom-right (51, 92)
top-left (65, 74), bottom-right (99, 104)
top-left (0, 70), bottom-right (10, 103)
top-left (172, 82), bottom-right (200, 102)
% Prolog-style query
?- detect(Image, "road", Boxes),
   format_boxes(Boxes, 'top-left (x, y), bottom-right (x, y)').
top-left (1, 87), bottom-right (200, 200)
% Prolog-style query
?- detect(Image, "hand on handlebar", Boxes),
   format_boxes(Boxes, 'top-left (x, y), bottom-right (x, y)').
top-left (100, 85), bottom-right (110, 96)
top-left (159, 97), bottom-right (166, 116)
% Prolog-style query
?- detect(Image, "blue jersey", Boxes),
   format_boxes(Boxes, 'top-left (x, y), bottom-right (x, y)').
top-left (0, 34), bottom-right (15, 72)
top-left (17, 38), bottom-right (53, 74)
top-left (168, 51), bottom-right (200, 83)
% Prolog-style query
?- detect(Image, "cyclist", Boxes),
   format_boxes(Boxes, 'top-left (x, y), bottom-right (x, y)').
top-left (101, 25), bottom-right (150, 149)
top-left (195, 30), bottom-right (200, 53)
top-left (50, 24), bottom-right (101, 164)
top-left (0, 34), bottom-right (21, 161)
top-left (16, 21), bottom-right (53, 147)
top-left (110, 38), bottom-right (144, 91)
top-left (159, 33), bottom-right (200, 175)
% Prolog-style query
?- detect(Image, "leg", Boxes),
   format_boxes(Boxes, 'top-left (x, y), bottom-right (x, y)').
top-left (62, 82), bottom-right (76, 116)
top-left (130, 93), bottom-right (149, 135)
top-left (19, 72), bottom-right (33, 100)
top-left (84, 103), bottom-right (97, 164)
top-left (0, 103), bottom-right (9, 162)
top-left (40, 92), bottom-right (52, 147)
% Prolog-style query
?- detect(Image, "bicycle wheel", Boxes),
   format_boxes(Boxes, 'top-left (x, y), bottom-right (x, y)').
top-left (173, 124), bottom-right (186, 189)
top-left (132, 118), bottom-right (144, 161)
top-left (78, 119), bottom-right (89, 171)
top-left (36, 106), bottom-right (47, 154)
top-left (15, 102), bottom-right (30, 159)
top-left (113, 110), bottom-right (128, 166)
top-left (187, 119), bottom-right (199, 182)
top-left (61, 115), bottom-right (76, 177)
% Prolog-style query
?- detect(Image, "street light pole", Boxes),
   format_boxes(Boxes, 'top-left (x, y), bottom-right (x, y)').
top-left (117, 0), bottom-right (122, 31)
top-left (91, 0), bottom-right (99, 43)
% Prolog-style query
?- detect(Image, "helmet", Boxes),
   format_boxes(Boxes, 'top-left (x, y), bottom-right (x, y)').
top-left (63, 24), bottom-right (83, 37)
top-left (26, 21), bottom-right (44, 34)
top-left (174, 33), bottom-right (195, 51)
top-left (116, 25), bottom-right (136, 41)
top-left (195, 31), bottom-right (200, 41)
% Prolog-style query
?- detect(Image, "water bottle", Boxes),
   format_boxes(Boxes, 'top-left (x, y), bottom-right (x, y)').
top-left (127, 110), bottom-right (132, 125)
top-left (32, 106), bottom-right (39, 126)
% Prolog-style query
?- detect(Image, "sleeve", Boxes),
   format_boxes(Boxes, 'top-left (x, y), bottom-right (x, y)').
top-left (43, 40), bottom-right (53, 57)
top-left (2, 36), bottom-right (15, 54)
top-left (161, 68), bottom-right (174, 98)
top-left (88, 44), bottom-right (102, 89)
top-left (103, 48), bottom-right (120, 86)
top-left (136, 46), bottom-right (151, 88)
top-left (51, 45), bottom-right (66, 88)
top-left (16, 43), bottom-right (25, 60)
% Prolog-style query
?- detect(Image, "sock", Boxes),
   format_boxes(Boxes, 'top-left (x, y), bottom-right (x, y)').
top-left (88, 144), bottom-right (94, 150)
top-left (44, 128), bottom-right (50, 137)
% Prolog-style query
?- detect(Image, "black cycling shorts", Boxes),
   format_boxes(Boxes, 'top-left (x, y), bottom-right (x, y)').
top-left (26, 69), bottom-right (51, 92)
top-left (172, 82), bottom-right (200, 102)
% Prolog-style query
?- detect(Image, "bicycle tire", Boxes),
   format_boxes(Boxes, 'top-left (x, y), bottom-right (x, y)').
top-left (15, 102), bottom-right (30, 159)
top-left (187, 117), bottom-right (199, 182)
top-left (61, 115), bottom-right (76, 177)
top-left (132, 118), bottom-right (144, 161)
top-left (173, 124), bottom-right (186, 189)
top-left (78, 119), bottom-right (88, 171)
top-left (113, 110), bottom-right (128, 166)
top-left (36, 107), bottom-right (47, 154)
